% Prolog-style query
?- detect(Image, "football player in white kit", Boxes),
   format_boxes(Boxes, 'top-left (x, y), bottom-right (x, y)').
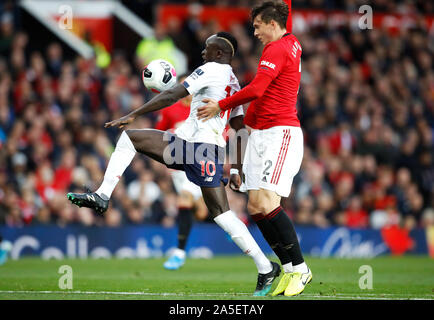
top-left (67, 32), bottom-right (281, 296)
top-left (154, 74), bottom-right (207, 270)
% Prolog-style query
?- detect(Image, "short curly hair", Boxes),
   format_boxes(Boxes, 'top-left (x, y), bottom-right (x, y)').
top-left (251, 1), bottom-right (288, 29)
top-left (216, 31), bottom-right (238, 55)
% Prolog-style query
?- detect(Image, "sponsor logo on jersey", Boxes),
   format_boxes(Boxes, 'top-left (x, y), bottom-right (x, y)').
top-left (190, 68), bottom-right (204, 80)
top-left (260, 60), bottom-right (276, 69)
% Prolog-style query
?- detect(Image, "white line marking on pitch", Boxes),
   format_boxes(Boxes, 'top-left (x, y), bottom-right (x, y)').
top-left (0, 290), bottom-right (432, 300)
top-left (0, 290), bottom-right (248, 297)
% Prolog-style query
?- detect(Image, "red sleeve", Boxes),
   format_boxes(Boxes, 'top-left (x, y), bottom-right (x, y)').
top-left (284, 0), bottom-right (292, 33)
top-left (219, 73), bottom-right (273, 111)
top-left (219, 43), bottom-right (285, 111)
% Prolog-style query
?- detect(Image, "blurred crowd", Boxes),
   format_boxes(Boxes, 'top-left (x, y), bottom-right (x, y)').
top-left (124, 0), bottom-right (434, 14)
top-left (0, 1), bottom-right (433, 231)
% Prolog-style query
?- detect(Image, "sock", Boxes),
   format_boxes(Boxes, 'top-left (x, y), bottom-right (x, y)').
top-left (172, 248), bottom-right (186, 259)
top-left (282, 262), bottom-right (293, 273)
top-left (214, 210), bottom-right (272, 274)
top-left (293, 262), bottom-right (308, 273)
top-left (266, 207), bottom-right (305, 266)
top-left (177, 207), bottom-right (194, 250)
top-left (251, 213), bottom-right (292, 266)
top-left (95, 131), bottom-right (136, 199)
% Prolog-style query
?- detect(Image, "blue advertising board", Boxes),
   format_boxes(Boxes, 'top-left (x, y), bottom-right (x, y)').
top-left (0, 224), bottom-right (428, 259)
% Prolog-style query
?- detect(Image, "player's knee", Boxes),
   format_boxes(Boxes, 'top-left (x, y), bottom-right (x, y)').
top-left (125, 129), bottom-right (137, 143)
top-left (193, 198), bottom-right (208, 221)
top-left (248, 196), bottom-right (279, 215)
top-left (125, 129), bottom-right (151, 152)
top-left (194, 208), bottom-right (208, 221)
top-left (177, 191), bottom-right (194, 208)
top-left (124, 130), bottom-right (135, 147)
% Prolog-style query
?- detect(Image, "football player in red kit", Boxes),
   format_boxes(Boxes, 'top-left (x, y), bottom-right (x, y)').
top-left (197, 1), bottom-right (312, 297)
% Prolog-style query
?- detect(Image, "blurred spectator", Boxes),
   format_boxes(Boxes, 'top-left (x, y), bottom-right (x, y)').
top-left (0, 12), bottom-right (14, 56)
top-left (344, 196), bottom-right (369, 228)
top-left (127, 170), bottom-right (161, 209)
top-left (135, 22), bottom-right (180, 70)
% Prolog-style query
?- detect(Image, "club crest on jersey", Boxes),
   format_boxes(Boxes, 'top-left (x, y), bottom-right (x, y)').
top-left (260, 60), bottom-right (275, 69)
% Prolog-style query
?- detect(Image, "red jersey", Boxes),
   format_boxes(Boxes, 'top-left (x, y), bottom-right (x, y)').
top-left (219, 33), bottom-right (302, 130)
top-left (155, 100), bottom-right (190, 131)
top-left (247, 34), bottom-right (301, 129)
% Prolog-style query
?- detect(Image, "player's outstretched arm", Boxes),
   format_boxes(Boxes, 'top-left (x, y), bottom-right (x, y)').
top-left (104, 84), bottom-right (189, 129)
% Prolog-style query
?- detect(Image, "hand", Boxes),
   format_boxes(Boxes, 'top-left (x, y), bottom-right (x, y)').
top-left (104, 115), bottom-right (136, 129)
top-left (229, 173), bottom-right (242, 193)
top-left (197, 98), bottom-right (221, 121)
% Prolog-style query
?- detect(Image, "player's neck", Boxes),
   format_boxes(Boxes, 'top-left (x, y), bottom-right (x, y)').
top-left (214, 58), bottom-right (231, 65)
top-left (273, 28), bottom-right (288, 42)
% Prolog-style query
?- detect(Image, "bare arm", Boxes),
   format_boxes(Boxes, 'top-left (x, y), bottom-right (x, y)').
top-left (228, 115), bottom-right (246, 192)
top-left (105, 84), bottom-right (189, 128)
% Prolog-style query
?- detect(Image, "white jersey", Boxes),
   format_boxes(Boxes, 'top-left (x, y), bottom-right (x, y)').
top-left (174, 62), bottom-right (243, 148)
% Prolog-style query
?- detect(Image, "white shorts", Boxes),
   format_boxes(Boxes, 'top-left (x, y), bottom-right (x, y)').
top-left (242, 126), bottom-right (303, 197)
top-left (171, 169), bottom-right (202, 200)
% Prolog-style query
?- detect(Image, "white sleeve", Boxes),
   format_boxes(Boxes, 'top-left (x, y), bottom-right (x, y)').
top-left (229, 105), bottom-right (244, 119)
top-left (182, 63), bottom-right (214, 95)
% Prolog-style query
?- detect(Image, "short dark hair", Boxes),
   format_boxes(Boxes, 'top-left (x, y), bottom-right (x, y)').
top-left (216, 31), bottom-right (238, 55)
top-left (251, 1), bottom-right (288, 29)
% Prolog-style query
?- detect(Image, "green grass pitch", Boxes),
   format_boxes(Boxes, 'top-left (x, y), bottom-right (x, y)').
top-left (0, 256), bottom-right (433, 300)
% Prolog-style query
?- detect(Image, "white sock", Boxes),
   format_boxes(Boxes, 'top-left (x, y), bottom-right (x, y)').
top-left (173, 248), bottom-right (186, 259)
top-left (95, 131), bottom-right (136, 199)
top-left (293, 262), bottom-right (308, 273)
top-left (283, 262), bottom-right (293, 273)
top-left (214, 210), bottom-right (272, 274)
